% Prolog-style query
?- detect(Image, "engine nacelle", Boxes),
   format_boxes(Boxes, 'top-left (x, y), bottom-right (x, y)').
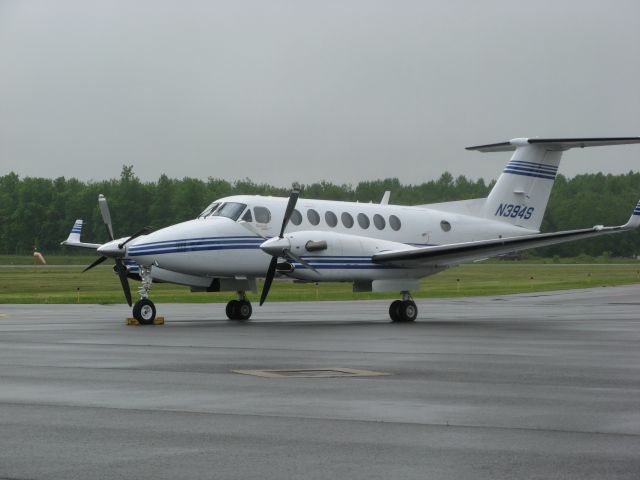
top-left (281, 230), bottom-right (414, 281)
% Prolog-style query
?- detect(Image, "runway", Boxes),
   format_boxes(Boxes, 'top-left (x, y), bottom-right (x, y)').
top-left (1, 286), bottom-right (639, 479)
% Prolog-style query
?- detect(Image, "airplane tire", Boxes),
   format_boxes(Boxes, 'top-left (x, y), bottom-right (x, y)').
top-left (237, 300), bottom-right (252, 321)
top-left (401, 300), bottom-right (418, 322)
top-left (133, 299), bottom-right (156, 325)
top-left (389, 300), bottom-right (403, 322)
top-left (226, 300), bottom-right (239, 320)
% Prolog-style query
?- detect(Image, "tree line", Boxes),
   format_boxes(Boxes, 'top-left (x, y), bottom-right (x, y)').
top-left (1, 165), bottom-right (639, 258)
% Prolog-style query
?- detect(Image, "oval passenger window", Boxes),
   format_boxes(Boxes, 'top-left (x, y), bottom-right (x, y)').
top-left (307, 209), bottom-right (320, 226)
top-left (325, 211), bottom-right (338, 227)
top-left (290, 209), bottom-right (302, 225)
top-left (254, 207), bottom-right (271, 223)
top-left (373, 214), bottom-right (385, 230)
top-left (341, 212), bottom-right (354, 228)
top-left (389, 215), bottom-right (401, 231)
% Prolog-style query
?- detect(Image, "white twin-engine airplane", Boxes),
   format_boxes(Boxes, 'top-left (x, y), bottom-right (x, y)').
top-left (63, 137), bottom-right (640, 324)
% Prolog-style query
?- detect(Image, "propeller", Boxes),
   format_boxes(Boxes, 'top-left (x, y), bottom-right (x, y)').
top-left (259, 183), bottom-right (317, 306)
top-left (118, 226), bottom-right (152, 249)
top-left (83, 194), bottom-right (151, 307)
top-left (237, 220), bottom-right (267, 240)
top-left (83, 255), bottom-right (108, 272)
top-left (98, 194), bottom-right (114, 240)
top-left (260, 253), bottom-right (279, 306)
top-left (114, 258), bottom-right (132, 307)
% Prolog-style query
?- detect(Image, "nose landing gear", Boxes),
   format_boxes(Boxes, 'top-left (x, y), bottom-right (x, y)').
top-left (226, 291), bottom-right (252, 321)
top-left (133, 298), bottom-right (156, 325)
top-left (389, 291), bottom-right (417, 323)
top-left (132, 266), bottom-right (157, 325)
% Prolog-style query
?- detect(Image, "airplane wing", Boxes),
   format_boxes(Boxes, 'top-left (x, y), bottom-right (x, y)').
top-left (372, 201), bottom-right (640, 268)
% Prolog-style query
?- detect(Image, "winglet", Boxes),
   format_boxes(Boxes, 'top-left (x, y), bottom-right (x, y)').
top-left (622, 200), bottom-right (640, 230)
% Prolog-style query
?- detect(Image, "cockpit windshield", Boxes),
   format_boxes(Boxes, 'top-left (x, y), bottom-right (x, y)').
top-left (211, 202), bottom-right (247, 221)
top-left (197, 201), bottom-right (248, 221)
top-left (197, 202), bottom-right (220, 219)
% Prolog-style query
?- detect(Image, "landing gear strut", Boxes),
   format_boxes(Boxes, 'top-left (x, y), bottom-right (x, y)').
top-left (133, 266), bottom-right (156, 325)
top-left (226, 291), bottom-right (252, 321)
top-left (389, 291), bottom-right (417, 323)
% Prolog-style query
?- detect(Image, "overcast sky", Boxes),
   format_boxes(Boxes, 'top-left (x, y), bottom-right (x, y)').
top-left (1, 0), bottom-right (639, 187)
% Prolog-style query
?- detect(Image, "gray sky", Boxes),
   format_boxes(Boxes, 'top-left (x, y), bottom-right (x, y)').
top-left (1, 0), bottom-right (639, 186)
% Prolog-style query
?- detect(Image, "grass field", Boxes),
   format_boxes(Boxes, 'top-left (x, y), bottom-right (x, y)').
top-left (1, 255), bottom-right (640, 304)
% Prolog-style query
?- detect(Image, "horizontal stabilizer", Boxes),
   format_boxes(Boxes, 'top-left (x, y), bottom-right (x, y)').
top-left (60, 219), bottom-right (101, 249)
top-left (622, 200), bottom-right (640, 229)
top-left (466, 137), bottom-right (640, 153)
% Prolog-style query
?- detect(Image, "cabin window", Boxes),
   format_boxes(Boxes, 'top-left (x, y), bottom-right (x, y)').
top-left (341, 212), bottom-right (354, 228)
top-left (325, 211), bottom-right (338, 227)
top-left (440, 220), bottom-right (451, 232)
top-left (241, 209), bottom-right (253, 222)
top-left (212, 202), bottom-right (247, 221)
top-left (389, 214), bottom-right (401, 231)
top-left (307, 209), bottom-right (320, 226)
top-left (290, 209), bottom-right (302, 225)
top-left (373, 214), bottom-right (385, 230)
top-left (357, 213), bottom-right (370, 229)
top-left (254, 207), bottom-right (271, 224)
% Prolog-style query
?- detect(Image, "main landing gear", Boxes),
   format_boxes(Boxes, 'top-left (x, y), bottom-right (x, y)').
top-left (132, 266), bottom-right (157, 325)
top-left (226, 291), bottom-right (253, 321)
top-left (389, 291), bottom-right (417, 323)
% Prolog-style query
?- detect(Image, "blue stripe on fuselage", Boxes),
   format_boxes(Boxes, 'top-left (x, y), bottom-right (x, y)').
top-left (128, 238), bottom-right (262, 255)
top-left (127, 243), bottom-right (390, 269)
top-left (128, 244), bottom-right (261, 257)
top-left (129, 236), bottom-right (260, 250)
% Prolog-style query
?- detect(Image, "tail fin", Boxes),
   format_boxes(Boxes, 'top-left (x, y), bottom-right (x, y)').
top-left (622, 200), bottom-right (640, 230)
top-left (61, 220), bottom-right (102, 249)
top-left (467, 137), bottom-right (640, 231)
top-left (64, 220), bottom-right (84, 244)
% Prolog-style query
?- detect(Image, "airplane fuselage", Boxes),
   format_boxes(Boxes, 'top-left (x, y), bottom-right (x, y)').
top-left (125, 194), bottom-right (535, 283)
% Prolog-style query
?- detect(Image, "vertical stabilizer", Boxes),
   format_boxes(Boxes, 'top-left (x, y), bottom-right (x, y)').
top-left (65, 220), bottom-right (84, 244)
top-left (483, 141), bottom-right (560, 231)
top-left (466, 137), bottom-right (640, 231)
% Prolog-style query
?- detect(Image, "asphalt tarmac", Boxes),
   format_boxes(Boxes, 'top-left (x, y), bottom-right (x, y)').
top-left (1, 286), bottom-right (639, 479)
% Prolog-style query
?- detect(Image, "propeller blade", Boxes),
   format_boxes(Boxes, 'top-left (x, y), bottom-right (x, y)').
top-left (285, 251), bottom-right (318, 273)
top-left (83, 255), bottom-right (108, 272)
top-left (98, 194), bottom-right (115, 241)
top-left (118, 226), bottom-right (152, 249)
top-left (279, 183), bottom-right (301, 238)
top-left (238, 220), bottom-right (267, 239)
top-left (259, 257), bottom-right (278, 306)
top-left (114, 258), bottom-right (133, 307)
